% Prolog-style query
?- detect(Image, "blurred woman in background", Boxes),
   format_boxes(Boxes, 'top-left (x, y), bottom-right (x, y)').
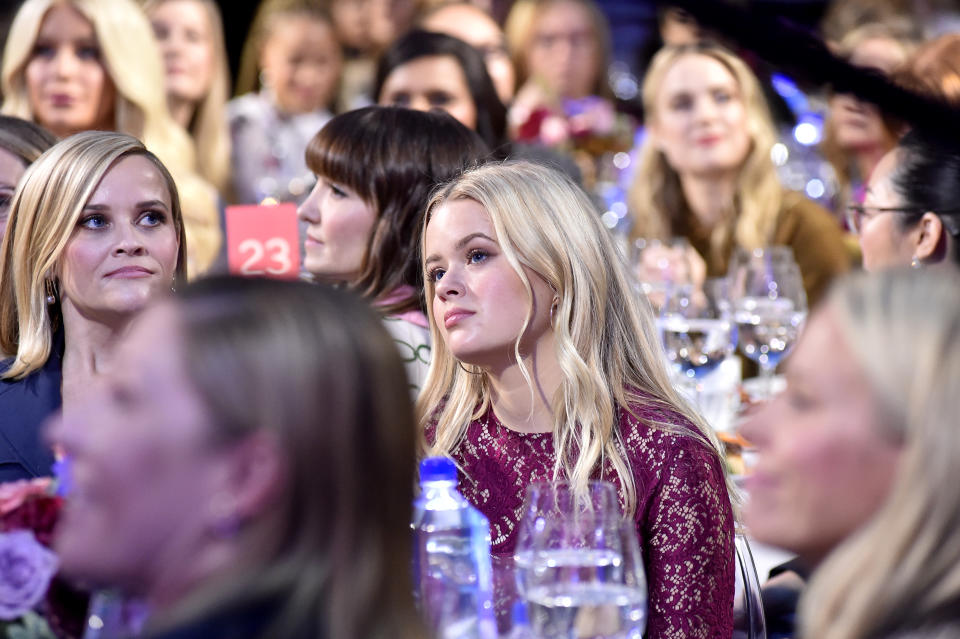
top-left (419, 2), bottom-right (516, 105)
top-left (820, 22), bottom-right (915, 211)
top-left (0, 131), bottom-right (186, 482)
top-left (145, 0), bottom-right (232, 195)
top-left (230, 0), bottom-right (341, 205)
top-left (851, 128), bottom-right (960, 271)
top-left (299, 106), bottom-right (488, 393)
top-left (49, 276), bottom-right (424, 639)
top-left (743, 268), bottom-right (960, 639)
top-left (629, 43), bottom-right (849, 307)
top-left (375, 30), bottom-right (508, 155)
top-left (0, 115), bottom-right (56, 244)
top-left (1, 0), bottom-right (221, 276)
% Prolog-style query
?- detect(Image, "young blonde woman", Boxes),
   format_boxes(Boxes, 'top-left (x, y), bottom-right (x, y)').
top-left (0, 131), bottom-right (187, 482)
top-left (629, 43), bottom-right (849, 307)
top-left (743, 268), bottom-right (960, 639)
top-left (419, 161), bottom-right (734, 638)
top-left (145, 0), bottom-right (232, 195)
top-left (1, 0), bottom-right (220, 276)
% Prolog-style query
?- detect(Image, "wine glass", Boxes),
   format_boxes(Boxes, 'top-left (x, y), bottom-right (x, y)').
top-left (728, 248), bottom-right (808, 399)
top-left (659, 278), bottom-right (737, 393)
top-left (513, 482), bottom-right (646, 639)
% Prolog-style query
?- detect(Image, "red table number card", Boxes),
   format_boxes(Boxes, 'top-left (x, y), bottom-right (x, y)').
top-left (225, 203), bottom-right (300, 279)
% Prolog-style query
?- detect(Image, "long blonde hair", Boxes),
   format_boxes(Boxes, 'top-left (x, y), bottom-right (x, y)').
top-left (800, 269), bottom-right (960, 639)
top-left (1, 0), bottom-right (221, 276)
top-left (417, 161), bottom-right (723, 515)
top-left (0, 131), bottom-right (188, 377)
top-left (628, 43), bottom-right (782, 265)
top-left (143, 0), bottom-right (232, 193)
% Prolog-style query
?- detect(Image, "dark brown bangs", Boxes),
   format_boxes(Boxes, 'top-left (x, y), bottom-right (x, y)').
top-left (305, 116), bottom-right (377, 204)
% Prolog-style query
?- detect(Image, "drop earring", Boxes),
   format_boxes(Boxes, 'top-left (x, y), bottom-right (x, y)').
top-left (911, 255), bottom-right (922, 269)
top-left (45, 280), bottom-right (57, 305)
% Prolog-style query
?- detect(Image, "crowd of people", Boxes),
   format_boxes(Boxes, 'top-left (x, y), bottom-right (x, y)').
top-left (0, 1), bottom-right (959, 638)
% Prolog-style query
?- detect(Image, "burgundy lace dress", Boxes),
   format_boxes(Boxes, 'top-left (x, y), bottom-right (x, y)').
top-left (428, 400), bottom-right (735, 639)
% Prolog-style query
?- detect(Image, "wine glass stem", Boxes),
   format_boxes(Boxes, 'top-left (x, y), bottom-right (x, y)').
top-left (759, 361), bottom-right (776, 400)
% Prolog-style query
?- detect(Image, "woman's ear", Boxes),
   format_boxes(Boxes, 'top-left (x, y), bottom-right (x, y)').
top-left (221, 430), bottom-right (287, 523)
top-left (914, 212), bottom-right (945, 262)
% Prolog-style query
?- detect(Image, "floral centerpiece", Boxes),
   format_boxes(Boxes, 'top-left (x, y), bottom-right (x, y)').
top-left (0, 478), bottom-right (88, 639)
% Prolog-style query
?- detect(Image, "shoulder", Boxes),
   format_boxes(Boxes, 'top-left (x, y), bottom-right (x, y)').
top-left (617, 396), bottom-right (726, 493)
top-left (775, 190), bottom-right (843, 236)
top-left (227, 93), bottom-right (270, 127)
top-left (0, 359), bottom-right (61, 481)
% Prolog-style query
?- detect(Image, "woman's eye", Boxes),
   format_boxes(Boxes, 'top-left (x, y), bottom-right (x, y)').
top-left (386, 92), bottom-right (410, 107)
top-left (427, 268), bottom-right (446, 282)
top-left (32, 44), bottom-right (55, 58)
top-left (79, 214), bottom-right (107, 229)
top-left (713, 90), bottom-right (732, 103)
top-left (467, 249), bottom-right (488, 265)
top-left (329, 183), bottom-right (347, 198)
top-left (77, 45), bottom-right (100, 60)
top-left (669, 95), bottom-right (692, 111)
top-left (140, 210), bottom-right (166, 227)
top-left (427, 92), bottom-right (453, 107)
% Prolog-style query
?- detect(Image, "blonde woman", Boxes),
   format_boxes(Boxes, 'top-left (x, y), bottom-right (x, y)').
top-left (629, 43), bottom-right (849, 307)
top-left (742, 268), bottom-right (960, 639)
top-left (419, 161), bottom-right (734, 638)
top-left (1, 0), bottom-right (220, 276)
top-left (0, 131), bottom-right (186, 482)
top-left (145, 0), bottom-right (232, 195)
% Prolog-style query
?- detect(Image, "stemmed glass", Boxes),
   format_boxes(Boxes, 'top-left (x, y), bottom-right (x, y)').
top-left (513, 482), bottom-right (647, 639)
top-left (659, 278), bottom-right (737, 406)
top-left (728, 247), bottom-right (808, 399)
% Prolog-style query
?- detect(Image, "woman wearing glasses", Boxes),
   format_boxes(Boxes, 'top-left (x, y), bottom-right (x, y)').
top-left (851, 128), bottom-right (960, 271)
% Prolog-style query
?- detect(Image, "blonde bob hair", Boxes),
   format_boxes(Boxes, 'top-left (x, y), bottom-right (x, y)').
top-left (1, 0), bottom-right (197, 174)
top-left (0, 131), bottom-right (188, 379)
top-left (629, 43), bottom-right (782, 265)
top-left (143, 0), bottom-right (232, 193)
top-left (800, 268), bottom-right (960, 639)
top-left (417, 161), bottom-right (723, 515)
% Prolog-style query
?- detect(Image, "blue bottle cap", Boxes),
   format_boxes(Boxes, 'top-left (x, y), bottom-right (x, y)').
top-left (419, 456), bottom-right (458, 483)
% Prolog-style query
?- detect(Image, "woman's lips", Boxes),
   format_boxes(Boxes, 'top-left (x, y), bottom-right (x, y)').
top-left (443, 309), bottom-right (474, 329)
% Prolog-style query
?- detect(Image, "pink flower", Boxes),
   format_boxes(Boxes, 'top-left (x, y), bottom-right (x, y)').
top-left (0, 479), bottom-right (53, 517)
top-left (0, 530), bottom-right (59, 620)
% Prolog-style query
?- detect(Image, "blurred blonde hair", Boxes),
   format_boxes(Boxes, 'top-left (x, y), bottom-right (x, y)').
top-left (417, 161), bottom-right (725, 515)
top-left (628, 43), bottom-right (782, 265)
top-left (0, 131), bottom-right (188, 377)
top-left (143, 0), bottom-right (232, 193)
top-left (1, 0), bottom-right (221, 276)
top-left (505, 0), bottom-right (612, 98)
top-left (800, 268), bottom-right (960, 639)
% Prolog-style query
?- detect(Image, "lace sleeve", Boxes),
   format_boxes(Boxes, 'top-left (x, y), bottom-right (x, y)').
top-left (640, 436), bottom-right (735, 639)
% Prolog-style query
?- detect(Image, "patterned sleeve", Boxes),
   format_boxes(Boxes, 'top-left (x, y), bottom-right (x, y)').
top-left (380, 316), bottom-right (432, 397)
top-left (640, 435), bottom-right (735, 639)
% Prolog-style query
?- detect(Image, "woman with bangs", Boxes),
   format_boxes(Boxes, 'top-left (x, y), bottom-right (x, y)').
top-left (419, 160), bottom-right (735, 637)
top-left (629, 43), bottom-right (849, 307)
top-left (297, 106), bottom-right (489, 394)
top-left (1, 0), bottom-right (221, 277)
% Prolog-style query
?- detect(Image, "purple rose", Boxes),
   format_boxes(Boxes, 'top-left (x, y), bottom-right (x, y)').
top-left (0, 530), bottom-right (58, 620)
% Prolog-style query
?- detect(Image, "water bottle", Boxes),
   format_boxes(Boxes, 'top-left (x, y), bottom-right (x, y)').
top-left (412, 457), bottom-right (496, 639)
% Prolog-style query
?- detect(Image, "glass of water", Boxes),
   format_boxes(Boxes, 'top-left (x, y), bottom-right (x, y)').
top-left (513, 481), bottom-right (647, 639)
top-left (728, 247), bottom-right (808, 399)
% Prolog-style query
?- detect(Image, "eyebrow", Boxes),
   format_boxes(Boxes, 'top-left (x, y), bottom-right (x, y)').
top-left (424, 232), bottom-right (496, 266)
top-left (82, 199), bottom-right (170, 212)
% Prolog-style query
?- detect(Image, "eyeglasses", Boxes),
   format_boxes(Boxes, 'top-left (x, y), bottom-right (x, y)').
top-left (844, 205), bottom-right (915, 235)
top-left (845, 204), bottom-right (960, 236)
